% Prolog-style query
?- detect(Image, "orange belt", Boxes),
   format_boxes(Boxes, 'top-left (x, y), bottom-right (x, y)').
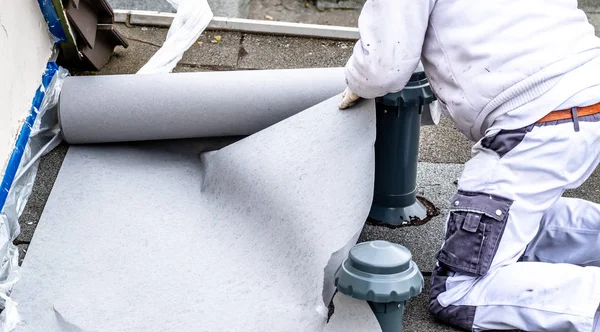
top-left (537, 102), bottom-right (600, 123)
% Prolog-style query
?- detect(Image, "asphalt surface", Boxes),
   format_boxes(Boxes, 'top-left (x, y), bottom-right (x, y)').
top-left (14, 8), bottom-right (600, 332)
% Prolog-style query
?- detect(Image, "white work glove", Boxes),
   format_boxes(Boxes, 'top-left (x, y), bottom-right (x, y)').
top-left (338, 87), bottom-right (361, 109)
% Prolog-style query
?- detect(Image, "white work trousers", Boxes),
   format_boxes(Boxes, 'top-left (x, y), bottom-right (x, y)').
top-left (430, 113), bottom-right (600, 331)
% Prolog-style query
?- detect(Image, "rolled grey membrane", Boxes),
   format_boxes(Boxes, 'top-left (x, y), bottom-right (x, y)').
top-left (58, 67), bottom-right (346, 144)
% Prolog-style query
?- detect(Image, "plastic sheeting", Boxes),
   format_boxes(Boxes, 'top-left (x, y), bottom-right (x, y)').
top-left (137, 0), bottom-right (213, 74)
top-left (0, 65), bottom-right (68, 331)
top-left (36, 0), bottom-right (68, 43)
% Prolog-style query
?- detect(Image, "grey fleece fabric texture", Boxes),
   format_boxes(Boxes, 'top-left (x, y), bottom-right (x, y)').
top-left (11, 95), bottom-right (384, 331)
top-left (58, 68), bottom-right (346, 144)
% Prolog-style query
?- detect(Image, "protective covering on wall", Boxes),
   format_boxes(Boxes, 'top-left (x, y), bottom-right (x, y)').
top-left (0, 64), bottom-right (68, 331)
top-left (36, 0), bottom-right (68, 43)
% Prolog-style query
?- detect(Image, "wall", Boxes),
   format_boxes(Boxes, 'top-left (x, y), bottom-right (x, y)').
top-left (0, 0), bottom-right (53, 179)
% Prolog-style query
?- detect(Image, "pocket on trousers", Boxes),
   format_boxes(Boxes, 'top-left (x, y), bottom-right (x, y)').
top-left (480, 125), bottom-right (533, 158)
top-left (436, 191), bottom-right (513, 276)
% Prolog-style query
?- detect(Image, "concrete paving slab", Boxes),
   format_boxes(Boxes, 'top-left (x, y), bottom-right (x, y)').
top-left (359, 162), bottom-right (463, 272)
top-left (588, 13), bottom-right (600, 36)
top-left (119, 25), bottom-right (242, 68)
top-left (419, 116), bottom-right (472, 164)
top-left (238, 34), bottom-right (354, 69)
top-left (90, 24), bottom-right (168, 75)
top-left (248, 0), bottom-right (598, 29)
top-left (116, 23), bottom-right (169, 47)
top-left (180, 31), bottom-right (241, 69)
top-left (403, 276), bottom-right (460, 332)
top-left (580, 0), bottom-right (600, 10)
top-left (84, 25), bottom-right (243, 74)
top-left (248, 0), bottom-right (361, 27)
top-left (106, 0), bottom-right (598, 29)
top-left (98, 40), bottom-right (158, 75)
top-left (209, 0), bottom-right (250, 19)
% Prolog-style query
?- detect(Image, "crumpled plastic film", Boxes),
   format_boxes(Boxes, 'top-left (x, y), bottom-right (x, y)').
top-left (36, 0), bottom-right (68, 43)
top-left (0, 67), bottom-right (69, 332)
top-left (137, 0), bottom-right (214, 74)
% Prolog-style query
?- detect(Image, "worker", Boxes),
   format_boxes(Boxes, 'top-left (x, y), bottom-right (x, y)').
top-left (339, 0), bottom-right (600, 331)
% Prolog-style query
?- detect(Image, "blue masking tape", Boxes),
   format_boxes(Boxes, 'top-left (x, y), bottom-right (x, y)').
top-left (37, 0), bottom-right (68, 43)
top-left (0, 62), bottom-right (59, 212)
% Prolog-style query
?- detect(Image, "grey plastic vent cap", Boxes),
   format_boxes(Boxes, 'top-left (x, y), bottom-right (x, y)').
top-left (334, 241), bottom-right (423, 303)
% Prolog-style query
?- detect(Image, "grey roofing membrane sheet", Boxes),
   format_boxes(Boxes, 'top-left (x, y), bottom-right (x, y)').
top-left (11, 94), bottom-right (383, 331)
top-left (58, 68), bottom-right (346, 144)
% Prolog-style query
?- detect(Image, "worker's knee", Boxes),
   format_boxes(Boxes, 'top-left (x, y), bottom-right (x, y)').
top-left (428, 267), bottom-right (477, 331)
top-left (437, 190), bottom-right (514, 277)
top-left (428, 186), bottom-right (519, 330)
top-left (429, 189), bottom-right (515, 331)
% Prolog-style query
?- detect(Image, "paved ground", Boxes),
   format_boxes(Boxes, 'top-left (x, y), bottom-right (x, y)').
top-left (248, 0), bottom-right (361, 27)
top-left (248, 0), bottom-right (600, 32)
top-left (581, 0), bottom-right (600, 10)
top-left (107, 0), bottom-right (599, 28)
top-left (107, 0), bottom-right (252, 19)
top-left (13, 7), bottom-right (600, 332)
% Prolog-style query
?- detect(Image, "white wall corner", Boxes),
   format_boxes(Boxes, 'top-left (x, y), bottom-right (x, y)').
top-left (0, 0), bottom-right (54, 181)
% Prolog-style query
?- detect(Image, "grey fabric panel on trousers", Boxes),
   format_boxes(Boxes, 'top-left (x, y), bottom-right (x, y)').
top-left (58, 68), bottom-right (346, 144)
top-left (11, 96), bottom-right (381, 331)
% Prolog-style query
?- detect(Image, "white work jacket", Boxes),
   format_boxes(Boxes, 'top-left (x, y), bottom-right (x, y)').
top-left (345, 0), bottom-right (600, 141)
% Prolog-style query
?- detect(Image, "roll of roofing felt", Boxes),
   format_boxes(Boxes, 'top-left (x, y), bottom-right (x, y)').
top-left (12, 96), bottom-right (381, 331)
top-left (58, 67), bottom-right (346, 144)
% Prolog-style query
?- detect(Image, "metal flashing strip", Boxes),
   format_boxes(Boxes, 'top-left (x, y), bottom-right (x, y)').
top-left (114, 9), bottom-right (360, 40)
